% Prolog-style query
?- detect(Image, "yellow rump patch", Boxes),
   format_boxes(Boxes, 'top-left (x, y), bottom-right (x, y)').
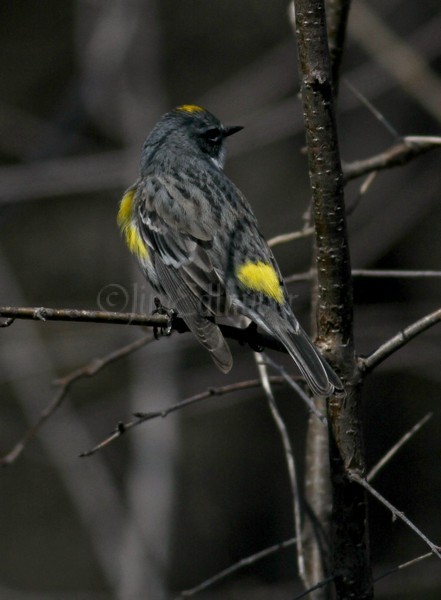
top-left (176, 104), bottom-right (205, 114)
top-left (236, 261), bottom-right (284, 304)
top-left (117, 187), bottom-right (149, 260)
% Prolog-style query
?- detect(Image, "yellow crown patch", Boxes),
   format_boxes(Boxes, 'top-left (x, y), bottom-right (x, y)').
top-left (176, 104), bottom-right (205, 114)
top-left (236, 261), bottom-right (284, 304)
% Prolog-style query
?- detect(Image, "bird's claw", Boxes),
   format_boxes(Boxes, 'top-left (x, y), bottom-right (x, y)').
top-left (152, 297), bottom-right (176, 338)
top-left (246, 322), bottom-right (264, 352)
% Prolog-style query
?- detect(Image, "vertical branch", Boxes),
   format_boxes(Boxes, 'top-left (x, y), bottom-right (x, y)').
top-left (325, 0), bottom-right (352, 92)
top-left (255, 354), bottom-right (306, 584)
top-left (295, 1), bottom-right (353, 350)
top-left (302, 396), bottom-right (331, 597)
top-left (293, 1), bottom-right (373, 598)
top-left (290, 2), bottom-right (349, 597)
top-left (302, 245), bottom-right (332, 598)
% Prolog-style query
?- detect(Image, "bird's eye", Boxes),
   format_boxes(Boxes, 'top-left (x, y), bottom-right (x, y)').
top-left (203, 127), bottom-right (222, 144)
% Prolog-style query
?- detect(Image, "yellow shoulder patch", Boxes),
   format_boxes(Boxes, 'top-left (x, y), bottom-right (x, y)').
top-left (176, 104), bottom-right (205, 114)
top-left (236, 261), bottom-right (284, 304)
top-left (117, 187), bottom-right (149, 261)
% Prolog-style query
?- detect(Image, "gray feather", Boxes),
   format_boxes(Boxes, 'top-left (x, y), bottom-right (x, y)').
top-left (154, 257), bottom-right (232, 372)
top-left (280, 324), bottom-right (341, 396)
top-left (243, 305), bottom-right (343, 396)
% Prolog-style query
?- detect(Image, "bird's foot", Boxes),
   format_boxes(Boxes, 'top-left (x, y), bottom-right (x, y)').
top-left (152, 297), bottom-right (176, 338)
top-left (246, 322), bottom-right (264, 352)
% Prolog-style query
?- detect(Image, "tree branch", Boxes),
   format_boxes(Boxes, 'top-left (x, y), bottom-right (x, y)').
top-left (0, 305), bottom-right (287, 355)
top-left (263, 355), bottom-right (327, 424)
top-left (80, 376), bottom-right (286, 457)
top-left (1, 334), bottom-right (153, 466)
top-left (294, 1), bottom-right (372, 597)
top-left (351, 269), bottom-right (441, 279)
top-left (350, 1), bottom-right (441, 123)
top-left (325, 0), bottom-right (352, 93)
top-left (292, 575), bottom-right (336, 600)
top-left (255, 353), bottom-right (306, 584)
top-left (295, 0), bottom-right (353, 351)
top-left (361, 307), bottom-right (441, 372)
top-left (0, 305), bottom-right (170, 327)
top-left (268, 226), bottom-right (314, 248)
top-left (292, 549), bottom-right (436, 599)
top-left (285, 269), bottom-right (441, 284)
top-left (178, 537), bottom-right (297, 598)
top-left (343, 136), bottom-right (441, 182)
top-left (367, 413), bottom-right (433, 482)
top-left (373, 552), bottom-right (434, 584)
top-left (350, 472), bottom-right (441, 560)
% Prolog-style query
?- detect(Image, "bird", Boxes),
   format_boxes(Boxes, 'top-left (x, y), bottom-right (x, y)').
top-left (117, 104), bottom-right (343, 396)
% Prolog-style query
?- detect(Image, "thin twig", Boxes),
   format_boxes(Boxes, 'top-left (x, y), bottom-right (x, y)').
top-left (268, 226), bottom-right (314, 248)
top-left (177, 537), bottom-right (297, 597)
top-left (367, 413), bottom-right (433, 482)
top-left (0, 305), bottom-right (171, 326)
top-left (350, 472), bottom-right (441, 560)
top-left (263, 354), bottom-right (327, 425)
top-left (80, 376), bottom-right (286, 457)
top-left (0, 334), bottom-right (153, 466)
top-left (346, 170), bottom-right (378, 216)
top-left (255, 353), bottom-right (306, 585)
top-left (343, 136), bottom-right (441, 182)
top-left (343, 77), bottom-right (399, 139)
top-left (352, 269), bottom-right (441, 278)
top-left (285, 269), bottom-right (441, 285)
top-left (291, 574), bottom-right (336, 600)
top-left (362, 307), bottom-right (441, 372)
top-left (284, 271), bottom-right (312, 284)
top-left (325, 0), bottom-right (352, 93)
top-left (373, 552), bottom-right (434, 583)
top-left (350, 1), bottom-right (441, 123)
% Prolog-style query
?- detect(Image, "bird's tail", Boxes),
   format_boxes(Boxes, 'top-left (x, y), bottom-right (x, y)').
top-left (185, 315), bottom-right (233, 373)
top-left (251, 306), bottom-right (343, 396)
top-left (278, 324), bottom-right (343, 396)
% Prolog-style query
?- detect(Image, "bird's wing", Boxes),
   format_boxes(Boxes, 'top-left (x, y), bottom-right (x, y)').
top-left (154, 256), bottom-right (232, 372)
top-left (137, 174), bottom-right (216, 262)
top-left (145, 174), bottom-right (215, 236)
top-left (136, 175), bottom-right (232, 371)
top-left (137, 174), bottom-right (223, 294)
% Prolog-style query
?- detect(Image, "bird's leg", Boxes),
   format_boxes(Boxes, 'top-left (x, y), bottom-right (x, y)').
top-left (152, 297), bottom-right (176, 338)
top-left (246, 321), bottom-right (264, 352)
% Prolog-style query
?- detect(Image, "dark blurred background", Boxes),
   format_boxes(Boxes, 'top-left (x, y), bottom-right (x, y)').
top-left (1, 1), bottom-right (441, 598)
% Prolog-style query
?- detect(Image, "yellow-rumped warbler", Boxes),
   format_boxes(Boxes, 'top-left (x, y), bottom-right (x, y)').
top-left (117, 105), bottom-right (342, 396)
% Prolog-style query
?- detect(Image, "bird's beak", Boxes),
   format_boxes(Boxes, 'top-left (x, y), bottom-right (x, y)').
top-left (224, 125), bottom-right (244, 137)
